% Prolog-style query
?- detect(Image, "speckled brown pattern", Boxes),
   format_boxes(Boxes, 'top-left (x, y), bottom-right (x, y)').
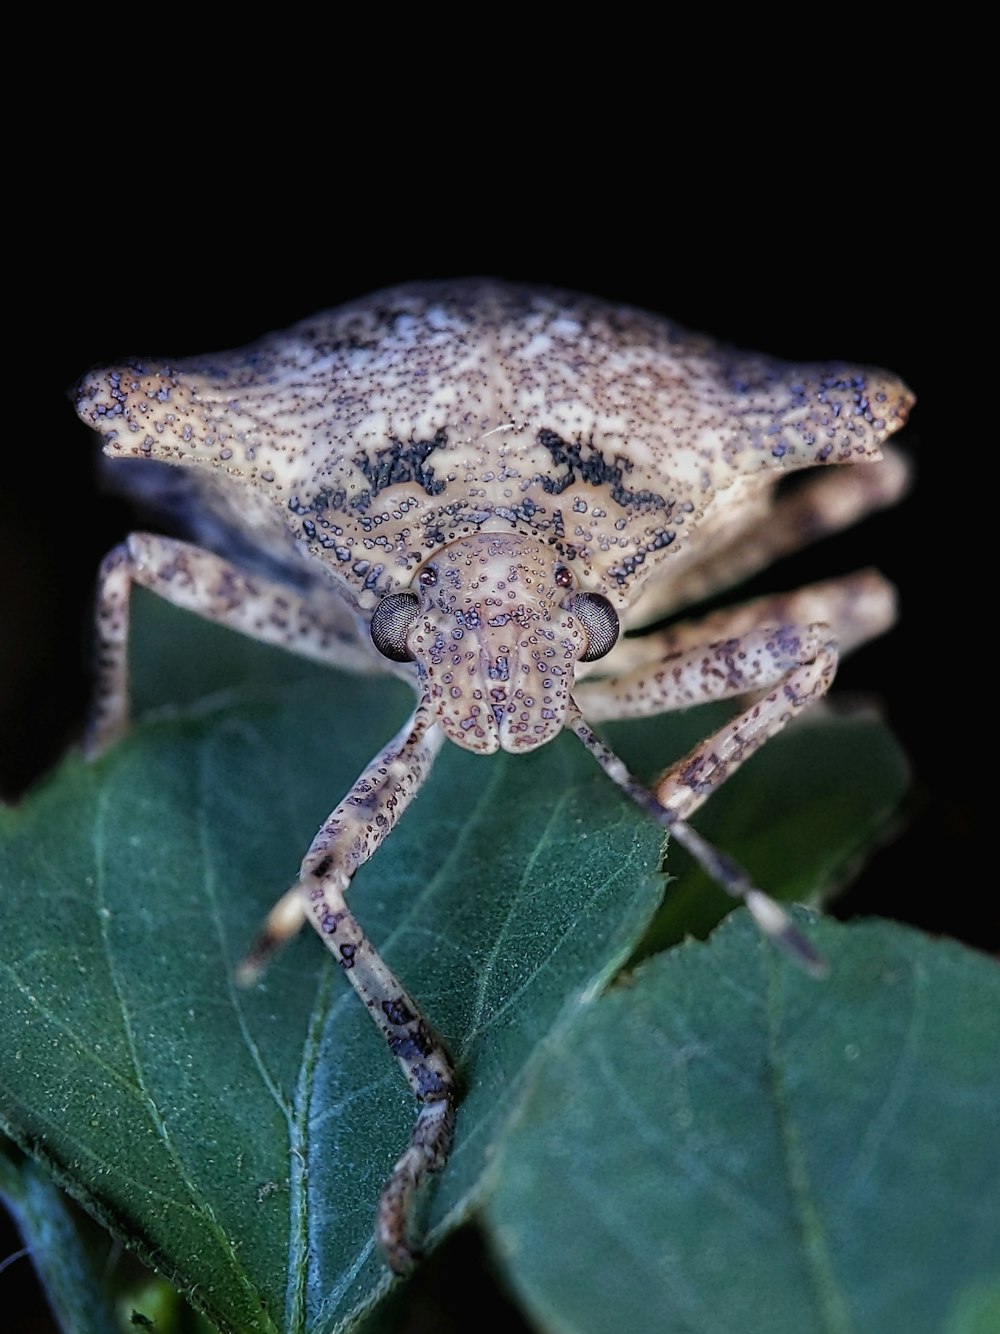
top-left (76, 280), bottom-right (910, 611)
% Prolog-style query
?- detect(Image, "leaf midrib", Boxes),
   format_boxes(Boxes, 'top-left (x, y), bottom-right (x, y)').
top-left (763, 952), bottom-right (852, 1334)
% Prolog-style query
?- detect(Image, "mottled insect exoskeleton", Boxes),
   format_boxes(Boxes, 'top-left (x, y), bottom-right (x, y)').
top-left (75, 280), bottom-right (913, 1271)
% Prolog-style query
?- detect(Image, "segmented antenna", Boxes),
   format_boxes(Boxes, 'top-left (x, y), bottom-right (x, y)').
top-left (565, 699), bottom-right (828, 977)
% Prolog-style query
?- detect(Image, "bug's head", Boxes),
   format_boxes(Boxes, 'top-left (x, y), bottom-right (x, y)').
top-left (369, 532), bottom-right (619, 754)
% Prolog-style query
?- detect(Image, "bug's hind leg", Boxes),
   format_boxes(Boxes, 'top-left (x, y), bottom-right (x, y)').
top-left (241, 705), bottom-right (454, 1273)
top-left (624, 448), bottom-right (909, 628)
top-left (587, 569), bottom-right (895, 691)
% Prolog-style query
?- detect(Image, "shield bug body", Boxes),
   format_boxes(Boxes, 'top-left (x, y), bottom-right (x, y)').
top-left (75, 280), bottom-right (913, 1270)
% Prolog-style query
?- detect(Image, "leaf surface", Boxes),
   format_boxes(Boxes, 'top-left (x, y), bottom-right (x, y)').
top-left (0, 597), bottom-right (912, 1331)
top-left (486, 913), bottom-right (1000, 1334)
top-left (0, 603), bottom-right (664, 1331)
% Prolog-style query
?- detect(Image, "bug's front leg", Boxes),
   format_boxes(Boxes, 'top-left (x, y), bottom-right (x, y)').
top-left (571, 576), bottom-right (892, 970)
top-left (573, 617), bottom-right (837, 820)
top-left (92, 532), bottom-right (456, 1267)
top-left (242, 705), bottom-right (453, 1274)
top-left (89, 532), bottom-right (378, 756)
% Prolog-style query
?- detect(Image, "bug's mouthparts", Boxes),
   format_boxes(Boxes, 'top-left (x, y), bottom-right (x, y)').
top-left (428, 639), bottom-right (575, 755)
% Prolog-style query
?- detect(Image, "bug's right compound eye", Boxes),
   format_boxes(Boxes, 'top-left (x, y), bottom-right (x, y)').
top-left (370, 592), bottom-right (421, 662)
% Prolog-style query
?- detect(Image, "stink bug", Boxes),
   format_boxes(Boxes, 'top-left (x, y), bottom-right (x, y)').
top-left (75, 280), bottom-right (912, 1269)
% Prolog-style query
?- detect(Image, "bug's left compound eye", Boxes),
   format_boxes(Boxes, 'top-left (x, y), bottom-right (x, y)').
top-left (370, 592), bottom-right (421, 662)
top-left (569, 592), bottom-right (620, 662)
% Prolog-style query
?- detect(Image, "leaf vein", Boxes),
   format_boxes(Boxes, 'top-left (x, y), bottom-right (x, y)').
top-left (93, 775), bottom-right (274, 1322)
top-left (765, 954), bottom-right (853, 1334)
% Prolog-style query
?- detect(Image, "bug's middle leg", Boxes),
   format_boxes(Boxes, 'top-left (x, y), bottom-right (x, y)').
top-left (241, 704), bottom-right (453, 1273)
top-left (595, 569), bottom-right (895, 681)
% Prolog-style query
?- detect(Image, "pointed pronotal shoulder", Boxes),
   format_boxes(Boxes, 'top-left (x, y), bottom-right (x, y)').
top-left (75, 280), bottom-right (914, 610)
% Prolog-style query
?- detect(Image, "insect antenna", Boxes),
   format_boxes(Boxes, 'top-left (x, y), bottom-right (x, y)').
top-left (564, 700), bottom-right (828, 977)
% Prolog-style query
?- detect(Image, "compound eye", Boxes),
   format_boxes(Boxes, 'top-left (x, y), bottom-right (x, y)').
top-left (370, 591), bottom-right (420, 662)
top-left (570, 592), bottom-right (620, 662)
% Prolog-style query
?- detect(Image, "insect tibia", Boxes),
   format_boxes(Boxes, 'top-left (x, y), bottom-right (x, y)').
top-left (564, 699), bottom-right (828, 978)
top-left (234, 887), bottom-right (307, 987)
top-left (234, 939), bottom-right (277, 990)
top-left (376, 1094), bottom-right (457, 1274)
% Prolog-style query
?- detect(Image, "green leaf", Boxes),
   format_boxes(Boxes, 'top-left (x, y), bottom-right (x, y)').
top-left (485, 913), bottom-right (1000, 1334)
top-left (0, 595), bottom-right (912, 1331)
top-left (0, 602), bottom-right (665, 1332)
